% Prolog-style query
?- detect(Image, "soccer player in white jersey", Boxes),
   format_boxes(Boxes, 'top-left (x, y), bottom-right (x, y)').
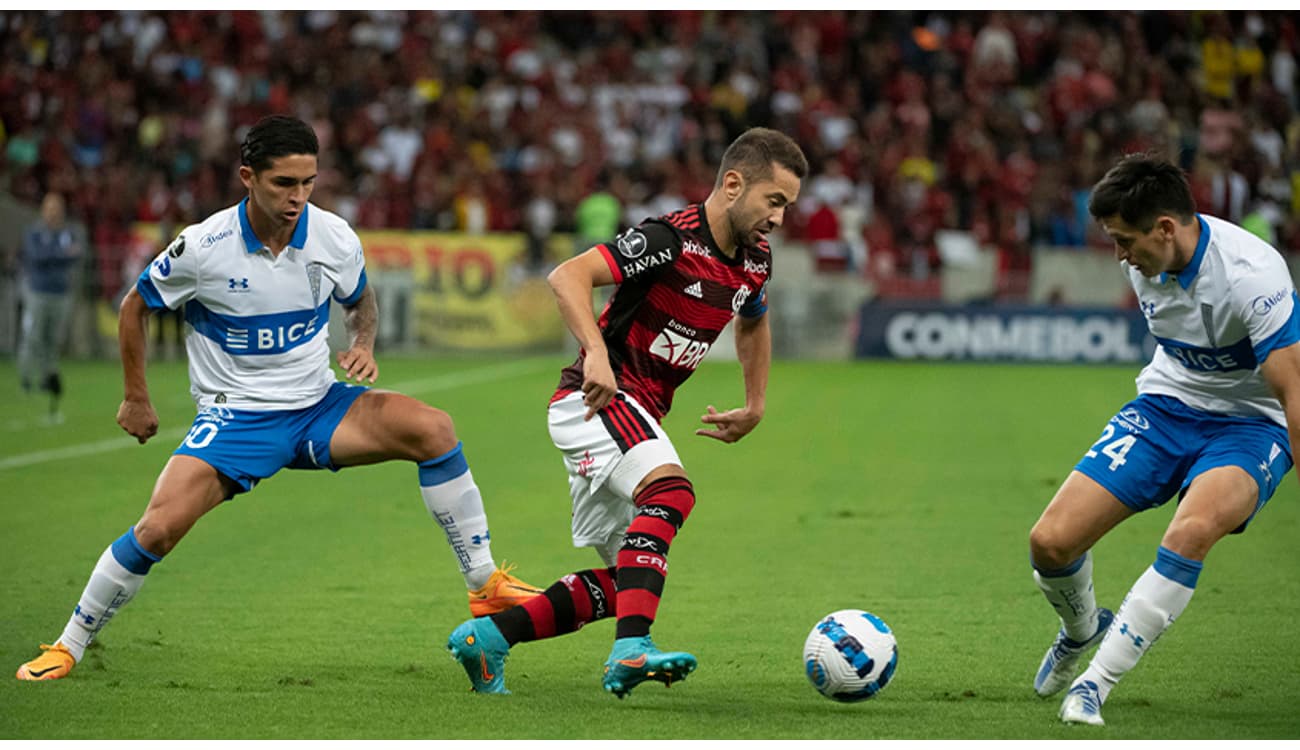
top-left (1028, 154), bottom-right (1300, 725)
top-left (15, 115), bottom-right (540, 682)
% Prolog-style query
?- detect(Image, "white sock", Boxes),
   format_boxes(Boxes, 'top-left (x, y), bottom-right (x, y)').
top-left (419, 443), bottom-right (496, 590)
top-left (1082, 547), bottom-right (1199, 702)
top-left (58, 530), bottom-right (159, 662)
top-left (1034, 552), bottom-right (1099, 642)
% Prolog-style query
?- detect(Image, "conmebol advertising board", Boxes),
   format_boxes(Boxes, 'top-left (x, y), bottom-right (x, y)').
top-left (855, 302), bottom-right (1155, 364)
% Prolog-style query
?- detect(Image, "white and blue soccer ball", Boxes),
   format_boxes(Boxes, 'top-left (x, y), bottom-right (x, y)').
top-left (803, 609), bottom-right (898, 703)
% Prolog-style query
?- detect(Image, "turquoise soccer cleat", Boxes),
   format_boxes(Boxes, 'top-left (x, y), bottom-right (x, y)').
top-left (447, 617), bottom-right (511, 694)
top-left (601, 636), bottom-right (697, 699)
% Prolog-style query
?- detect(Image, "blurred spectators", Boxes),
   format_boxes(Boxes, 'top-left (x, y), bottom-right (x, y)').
top-left (1, 10), bottom-right (1298, 307)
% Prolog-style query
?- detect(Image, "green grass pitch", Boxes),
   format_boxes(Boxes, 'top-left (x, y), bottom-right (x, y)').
top-left (1, 354), bottom-right (1297, 739)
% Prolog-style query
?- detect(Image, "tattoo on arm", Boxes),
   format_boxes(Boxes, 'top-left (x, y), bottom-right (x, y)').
top-left (344, 285), bottom-right (378, 352)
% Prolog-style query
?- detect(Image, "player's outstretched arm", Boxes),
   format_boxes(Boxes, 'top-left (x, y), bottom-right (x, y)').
top-left (548, 248), bottom-right (618, 420)
top-left (696, 313), bottom-right (769, 444)
top-left (116, 286), bottom-right (159, 444)
top-left (1261, 341), bottom-right (1300, 488)
top-left (337, 285), bottom-right (378, 384)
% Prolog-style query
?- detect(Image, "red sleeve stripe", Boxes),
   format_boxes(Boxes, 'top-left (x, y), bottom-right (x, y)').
top-left (596, 243), bottom-right (624, 283)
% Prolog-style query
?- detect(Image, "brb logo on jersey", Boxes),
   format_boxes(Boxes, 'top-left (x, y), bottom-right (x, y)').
top-left (649, 319), bottom-right (711, 369)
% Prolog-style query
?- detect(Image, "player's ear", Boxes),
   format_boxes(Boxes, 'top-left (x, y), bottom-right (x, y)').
top-left (238, 165), bottom-right (255, 190)
top-left (724, 170), bottom-right (745, 203)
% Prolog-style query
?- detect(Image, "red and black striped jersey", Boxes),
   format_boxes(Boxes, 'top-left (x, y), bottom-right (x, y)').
top-left (554, 203), bottom-right (772, 422)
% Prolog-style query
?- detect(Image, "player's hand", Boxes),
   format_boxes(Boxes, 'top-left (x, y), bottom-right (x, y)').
top-left (117, 399), bottom-right (159, 444)
top-left (337, 347), bottom-right (378, 384)
top-left (695, 404), bottom-right (761, 444)
top-left (581, 354), bottom-right (618, 420)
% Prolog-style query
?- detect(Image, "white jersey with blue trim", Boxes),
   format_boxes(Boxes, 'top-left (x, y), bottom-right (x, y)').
top-left (1130, 213), bottom-right (1299, 426)
top-left (136, 199), bottom-right (368, 411)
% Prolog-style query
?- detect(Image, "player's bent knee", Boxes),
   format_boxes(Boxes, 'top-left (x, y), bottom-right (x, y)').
top-left (132, 513), bottom-right (188, 557)
top-left (1028, 522), bottom-right (1083, 571)
top-left (414, 406), bottom-right (458, 458)
top-left (631, 464), bottom-right (689, 498)
top-left (369, 392), bottom-right (458, 459)
top-left (1160, 518), bottom-right (1219, 561)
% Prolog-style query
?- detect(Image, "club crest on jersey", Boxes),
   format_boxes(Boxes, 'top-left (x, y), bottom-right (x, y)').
top-left (616, 229), bottom-right (648, 258)
top-left (306, 262), bottom-right (323, 306)
top-left (732, 284), bottom-right (752, 313)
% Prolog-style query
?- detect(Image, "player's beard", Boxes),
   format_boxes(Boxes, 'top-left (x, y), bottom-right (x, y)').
top-left (727, 207), bottom-right (760, 249)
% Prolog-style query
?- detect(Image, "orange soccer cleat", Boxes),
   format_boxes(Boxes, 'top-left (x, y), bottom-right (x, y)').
top-left (15, 643), bottom-right (75, 681)
top-left (467, 563), bottom-right (543, 617)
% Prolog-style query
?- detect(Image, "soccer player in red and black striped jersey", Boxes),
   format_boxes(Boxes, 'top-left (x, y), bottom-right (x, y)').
top-left (448, 127), bottom-right (807, 697)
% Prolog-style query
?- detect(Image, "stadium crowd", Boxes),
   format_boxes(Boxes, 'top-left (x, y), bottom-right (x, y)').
top-left (2, 10), bottom-right (1298, 303)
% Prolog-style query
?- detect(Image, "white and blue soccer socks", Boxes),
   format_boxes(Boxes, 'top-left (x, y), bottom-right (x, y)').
top-left (1034, 552), bottom-right (1100, 642)
top-left (1080, 545), bottom-right (1202, 702)
top-left (418, 442), bottom-right (496, 591)
top-left (57, 527), bottom-right (162, 662)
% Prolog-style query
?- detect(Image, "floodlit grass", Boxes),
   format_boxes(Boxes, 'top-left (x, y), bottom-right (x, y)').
top-left (2, 355), bottom-right (1297, 739)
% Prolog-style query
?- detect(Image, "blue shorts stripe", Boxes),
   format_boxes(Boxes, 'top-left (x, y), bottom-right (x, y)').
top-left (1154, 545), bottom-right (1202, 588)
top-left (110, 527), bottom-right (163, 574)
top-left (418, 441), bottom-right (469, 487)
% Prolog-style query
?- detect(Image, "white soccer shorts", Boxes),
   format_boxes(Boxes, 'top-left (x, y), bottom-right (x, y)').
top-left (547, 390), bottom-right (683, 560)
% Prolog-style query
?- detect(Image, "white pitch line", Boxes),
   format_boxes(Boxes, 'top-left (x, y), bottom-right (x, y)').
top-left (0, 357), bottom-right (555, 472)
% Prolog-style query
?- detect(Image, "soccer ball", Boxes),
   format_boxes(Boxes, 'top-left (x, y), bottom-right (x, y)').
top-left (803, 609), bottom-right (898, 702)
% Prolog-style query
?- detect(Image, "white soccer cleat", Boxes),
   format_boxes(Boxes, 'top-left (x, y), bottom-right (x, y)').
top-left (1034, 607), bottom-right (1113, 697)
top-left (1059, 679), bottom-right (1106, 726)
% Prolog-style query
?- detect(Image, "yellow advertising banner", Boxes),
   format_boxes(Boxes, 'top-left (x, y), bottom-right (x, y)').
top-left (360, 231), bottom-right (568, 350)
top-left (128, 224), bottom-right (571, 351)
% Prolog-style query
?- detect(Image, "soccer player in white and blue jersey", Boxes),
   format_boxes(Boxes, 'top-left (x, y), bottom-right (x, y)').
top-left (1028, 154), bottom-right (1300, 725)
top-left (15, 116), bottom-right (539, 682)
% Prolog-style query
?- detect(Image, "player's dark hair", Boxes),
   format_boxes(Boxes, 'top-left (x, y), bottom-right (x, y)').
top-left (715, 127), bottom-right (808, 190)
top-left (1088, 153), bottom-right (1196, 231)
top-left (240, 115), bottom-right (319, 172)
